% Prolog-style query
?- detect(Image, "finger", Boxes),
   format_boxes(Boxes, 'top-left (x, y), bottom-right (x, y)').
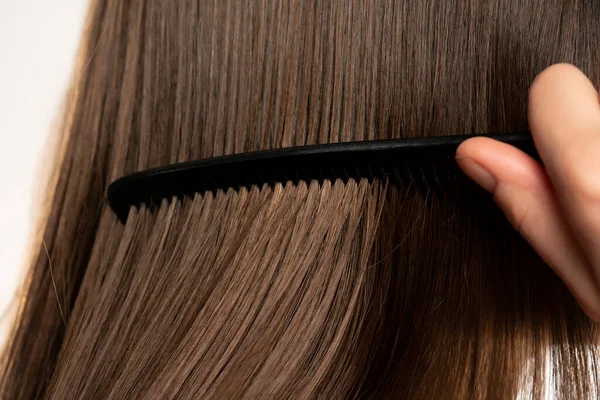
top-left (528, 63), bottom-right (600, 270)
top-left (457, 137), bottom-right (600, 320)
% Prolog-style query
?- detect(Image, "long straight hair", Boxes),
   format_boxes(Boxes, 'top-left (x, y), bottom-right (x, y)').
top-left (2, 1), bottom-right (600, 398)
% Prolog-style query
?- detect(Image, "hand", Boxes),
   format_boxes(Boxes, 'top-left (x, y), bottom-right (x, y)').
top-left (456, 64), bottom-right (600, 320)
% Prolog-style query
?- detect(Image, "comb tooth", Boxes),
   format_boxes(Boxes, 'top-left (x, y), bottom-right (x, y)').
top-left (396, 163), bottom-right (415, 187)
top-left (392, 165), bottom-right (403, 186)
top-left (200, 183), bottom-right (208, 196)
top-left (208, 179), bottom-right (218, 196)
top-left (298, 170), bottom-right (307, 185)
top-left (245, 171), bottom-right (255, 188)
top-left (267, 170), bottom-right (275, 187)
top-left (227, 175), bottom-right (239, 191)
top-left (435, 162), bottom-right (452, 185)
top-left (262, 172), bottom-right (270, 187)
top-left (342, 167), bottom-right (350, 183)
top-left (352, 165), bottom-right (360, 181)
top-left (294, 171), bottom-right (310, 186)
top-left (407, 163), bottom-right (417, 186)
top-left (366, 165), bottom-right (375, 181)
top-left (325, 168), bottom-right (333, 182)
top-left (324, 167), bottom-right (332, 181)
top-left (432, 161), bottom-right (450, 186)
top-left (431, 164), bottom-right (443, 193)
top-left (437, 162), bottom-right (459, 196)
top-left (377, 163), bottom-right (387, 180)
top-left (419, 164), bottom-right (432, 192)
top-left (250, 174), bottom-right (261, 189)
top-left (351, 165), bottom-right (361, 182)
top-left (387, 163), bottom-right (394, 181)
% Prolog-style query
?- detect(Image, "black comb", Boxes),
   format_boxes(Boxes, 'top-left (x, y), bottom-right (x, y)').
top-left (107, 133), bottom-right (538, 223)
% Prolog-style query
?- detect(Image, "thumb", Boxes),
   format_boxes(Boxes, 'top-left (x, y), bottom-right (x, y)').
top-left (456, 137), bottom-right (600, 320)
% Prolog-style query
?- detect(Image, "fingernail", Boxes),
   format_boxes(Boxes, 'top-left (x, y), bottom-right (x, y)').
top-left (455, 156), bottom-right (497, 192)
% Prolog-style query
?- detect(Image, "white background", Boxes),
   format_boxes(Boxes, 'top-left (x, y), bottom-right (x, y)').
top-left (0, 1), bottom-right (89, 344)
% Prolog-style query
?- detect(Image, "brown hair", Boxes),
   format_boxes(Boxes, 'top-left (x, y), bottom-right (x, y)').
top-left (2, 0), bottom-right (599, 398)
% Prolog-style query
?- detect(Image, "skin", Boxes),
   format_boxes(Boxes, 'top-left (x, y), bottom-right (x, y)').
top-left (456, 63), bottom-right (600, 321)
